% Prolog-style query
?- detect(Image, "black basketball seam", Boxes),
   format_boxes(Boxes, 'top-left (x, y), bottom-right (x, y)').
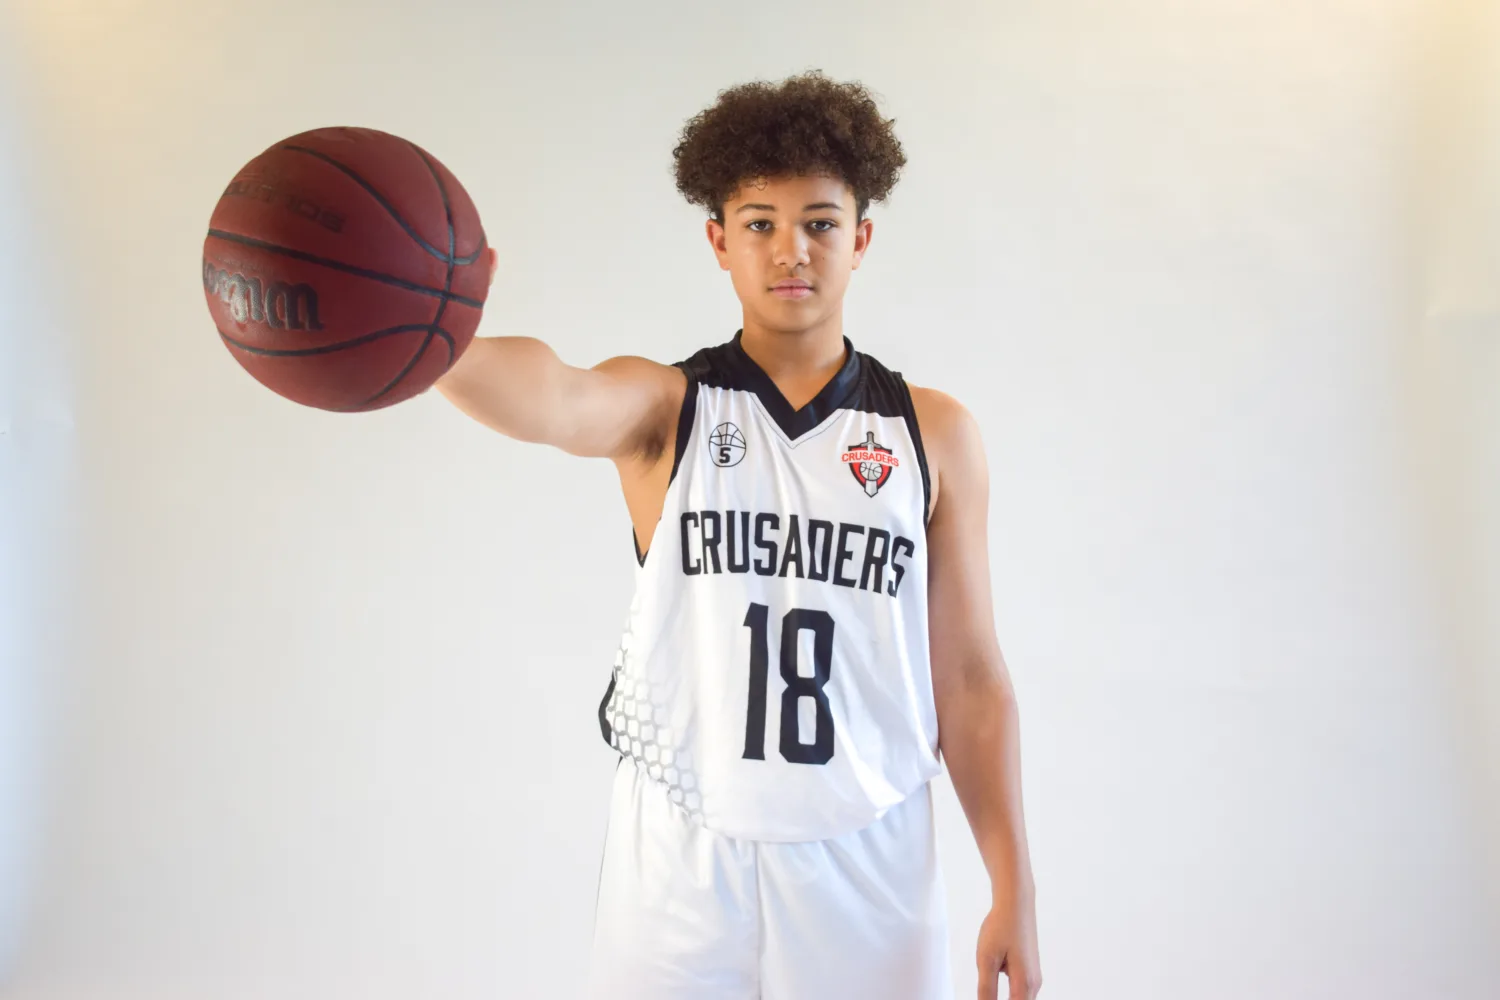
top-left (280, 144), bottom-right (487, 266)
top-left (353, 321), bottom-right (439, 406)
top-left (420, 141), bottom-right (459, 335)
top-left (205, 230), bottom-right (485, 310)
top-left (217, 322), bottom-right (455, 358)
top-left (352, 143), bottom-right (462, 408)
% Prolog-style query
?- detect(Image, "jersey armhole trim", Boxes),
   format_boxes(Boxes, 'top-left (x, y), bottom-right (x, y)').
top-left (667, 362), bottom-right (698, 487)
top-left (633, 364), bottom-right (696, 568)
top-left (895, 374), bottom-right (933, 528)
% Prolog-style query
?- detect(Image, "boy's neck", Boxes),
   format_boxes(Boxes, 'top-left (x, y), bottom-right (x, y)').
top-left (738, 315), bottom-right (848, 409)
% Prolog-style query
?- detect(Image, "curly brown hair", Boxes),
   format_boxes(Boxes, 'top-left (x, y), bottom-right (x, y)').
top-left (672, 70), bottom-right (907, 223)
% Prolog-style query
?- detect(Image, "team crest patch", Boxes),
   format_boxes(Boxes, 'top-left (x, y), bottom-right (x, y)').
top-left (841, 430), bottom-right (899, 497)
top-left (709, 422), bottom-right (746, 467)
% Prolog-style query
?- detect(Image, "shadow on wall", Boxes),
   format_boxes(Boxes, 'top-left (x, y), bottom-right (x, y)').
top-left (1411, 0), bottom-right (1500, 931)
top-left (0, 19), bottom-right (77, 982)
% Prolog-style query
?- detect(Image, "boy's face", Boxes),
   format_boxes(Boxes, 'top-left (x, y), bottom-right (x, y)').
top-left (708, 173), bottom-right (873, 335)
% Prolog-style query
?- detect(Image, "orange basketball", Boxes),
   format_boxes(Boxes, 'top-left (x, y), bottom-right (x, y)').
top-left (202, 127), bottom-right (489, 412)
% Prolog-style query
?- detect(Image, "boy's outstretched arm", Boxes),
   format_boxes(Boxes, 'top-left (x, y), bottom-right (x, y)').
top-left (435, 248), bottom-right (685, 462)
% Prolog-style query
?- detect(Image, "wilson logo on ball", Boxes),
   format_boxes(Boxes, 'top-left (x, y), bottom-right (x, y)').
top-left (840, 430), bottom-right (899, 497)
top-left (203, 260), bottom-right (324, 331)
top-left (222, 175), bottom-right (347, 233)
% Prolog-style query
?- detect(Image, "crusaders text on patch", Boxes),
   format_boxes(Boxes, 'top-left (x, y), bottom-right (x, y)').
top-left (841, 430), bottom-right (899, 497)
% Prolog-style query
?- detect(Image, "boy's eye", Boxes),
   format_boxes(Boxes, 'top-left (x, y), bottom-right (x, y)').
top-left (747, 219), bottom-right (837, 233)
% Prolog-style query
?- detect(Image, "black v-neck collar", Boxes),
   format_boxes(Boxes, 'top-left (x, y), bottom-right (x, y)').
top-left (725, 329), bottom-right (862, 440)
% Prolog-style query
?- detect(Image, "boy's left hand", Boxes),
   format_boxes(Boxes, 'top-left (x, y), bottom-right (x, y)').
top-left (976, 891), bottom-right (1042, 1000)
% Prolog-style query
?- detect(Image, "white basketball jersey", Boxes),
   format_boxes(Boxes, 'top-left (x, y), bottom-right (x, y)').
top-left (598, 331), bottom-right (941, 842)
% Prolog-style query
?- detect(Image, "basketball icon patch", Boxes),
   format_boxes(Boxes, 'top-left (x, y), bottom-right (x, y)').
top-left (709, 422), bottom-right (747, 467)
top-left (841, 430), bottom-right (899, 497)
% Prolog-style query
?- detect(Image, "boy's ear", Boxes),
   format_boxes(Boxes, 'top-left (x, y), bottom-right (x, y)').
top-left (706, 217), bottom-right (731, 270)
top-left (851, 217), bottom-right (874, 270)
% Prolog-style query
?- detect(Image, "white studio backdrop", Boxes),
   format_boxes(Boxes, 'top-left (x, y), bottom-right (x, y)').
top-left (0, 14), bottom-right (74, 987)
top-left (1, 1), bottom-right (1496, 998)
top-left (1415, 0), bottom-right (1500, 918)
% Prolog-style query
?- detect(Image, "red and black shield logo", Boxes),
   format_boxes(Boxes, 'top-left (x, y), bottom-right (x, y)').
top-left (840, 430), bottom-right (900, 497)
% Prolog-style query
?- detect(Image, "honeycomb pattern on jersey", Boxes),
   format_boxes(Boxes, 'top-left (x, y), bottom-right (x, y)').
top-left (603, 627), bottom-right (704, 819)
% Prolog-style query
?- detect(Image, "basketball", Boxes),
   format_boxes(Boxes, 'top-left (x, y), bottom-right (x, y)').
top-left (202, 127), bottom-right (489, 412)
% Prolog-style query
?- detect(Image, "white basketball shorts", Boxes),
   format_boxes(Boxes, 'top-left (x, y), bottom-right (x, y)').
top-left (586, 759), bottom-right (953, 1000)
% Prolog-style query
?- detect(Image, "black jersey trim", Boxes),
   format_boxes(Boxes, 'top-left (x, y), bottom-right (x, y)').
top-left (597, 672), bottom-right (617, 744)
top-left (675, 331), bottom-right (863, 439)
top-left (667, 361), bottom-right (698, 485)
top-left (631, 364), bottom-right (697, 568)
top-left (726, 330), bottom-right (862, 440)
top-left (895, 375), bottom-right (933, 527)
top-left (629, 365), bottom-right (697, 568)
top-left (673, 332), bottom-right (929, 518)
